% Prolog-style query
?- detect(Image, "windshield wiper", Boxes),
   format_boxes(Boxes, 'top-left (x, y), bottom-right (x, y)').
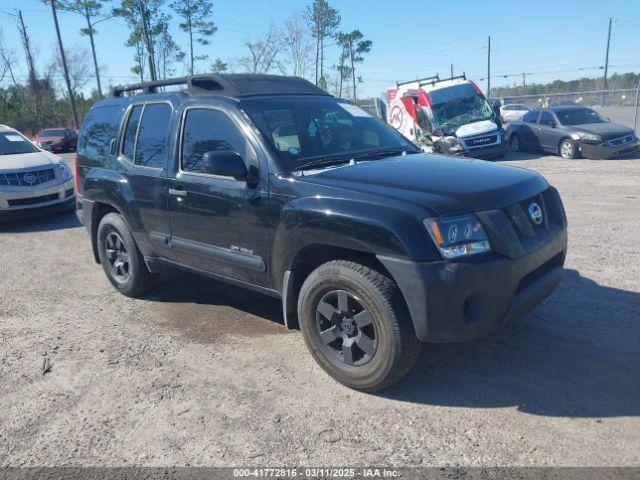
top-left (350, 148), bottom-right (417, 160)
top-left (294, 156), bottom-right (352, 171)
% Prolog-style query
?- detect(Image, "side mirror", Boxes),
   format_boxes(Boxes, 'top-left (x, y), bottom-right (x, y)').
top-left (548, 121), bottom-right (557, 128)
top-left (202, 150), bottom-right (248, 180)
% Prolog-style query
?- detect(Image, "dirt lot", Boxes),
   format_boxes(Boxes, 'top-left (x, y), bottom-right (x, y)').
top-left (1, 151), bottom-right (639, 467)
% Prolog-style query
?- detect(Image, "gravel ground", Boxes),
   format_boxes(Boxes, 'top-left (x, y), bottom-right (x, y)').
top-left (1, 151), bottom-right (639, 467)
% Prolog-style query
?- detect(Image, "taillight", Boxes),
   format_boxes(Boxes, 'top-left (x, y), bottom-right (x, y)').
top-left (74, 155), bottom-right (80, 193)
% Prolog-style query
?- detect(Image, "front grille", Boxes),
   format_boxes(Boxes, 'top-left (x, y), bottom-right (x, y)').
top-left (464, 134), bottom-right (498, 148)
top-left (8, 193), bottom-right (59, 207)
top-left (0, 168), bottom-right (56, 187)
top-left (477, 187), bottom-right (567, 259)
top-left (604, 134), bottom-right (634, 147)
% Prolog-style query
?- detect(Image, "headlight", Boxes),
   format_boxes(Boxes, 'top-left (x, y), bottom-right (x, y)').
top-left (424, 214), bottom-right (491, 259)
top-left (440, 136), bottom-right (464, 152)
top-left (573, 132), bottom-right (601, 143)
top-left (57, 162), bottom-right (72, 179)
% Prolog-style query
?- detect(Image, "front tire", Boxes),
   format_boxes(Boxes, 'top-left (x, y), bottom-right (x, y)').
top-left (559, 138), bottom-right (580, 159)
top-left (97, 213), bottom-right (158, 297)
top-left (297, 260), bottom-right (420, 392)
top-left (509, 134), bottom-right (521, 152)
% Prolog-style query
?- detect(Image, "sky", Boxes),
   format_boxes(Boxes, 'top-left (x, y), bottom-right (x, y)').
top-left (0, 0), bottom-right (639, 98)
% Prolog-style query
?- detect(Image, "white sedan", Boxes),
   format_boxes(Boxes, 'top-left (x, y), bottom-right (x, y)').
top-left (0, 124), bottom-right (75, 222)
top-left (500, 104), bottom-right (532, 123)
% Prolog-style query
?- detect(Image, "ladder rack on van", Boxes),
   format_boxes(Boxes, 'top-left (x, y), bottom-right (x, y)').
top-left (396, 73), bottom-right (467, 89)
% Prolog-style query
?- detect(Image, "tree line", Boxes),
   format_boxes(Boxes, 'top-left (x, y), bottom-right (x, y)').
top-left (0, 0), bottom-right (373, 134)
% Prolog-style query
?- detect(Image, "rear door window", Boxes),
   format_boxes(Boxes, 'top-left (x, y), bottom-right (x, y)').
top-left (120, 103), bottom-right (172, 169)
top-left (134, 103), bottom-right (172, 168)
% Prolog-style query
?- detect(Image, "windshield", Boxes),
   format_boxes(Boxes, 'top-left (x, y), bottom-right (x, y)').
top-left (555, 108), bottom-right (605, 125)
top-left (429, 84), bottom-right (494, 130)
top-left (38, 129), bottom-right (65, 137)
top-left (0, 131), bottom-right (40, 155)
top-left (241, 96), bottom-right (418, 171)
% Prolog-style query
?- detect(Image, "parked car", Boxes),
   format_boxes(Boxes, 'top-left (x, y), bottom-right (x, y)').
top-left (500, 103), bottom-right (532, 123)
top-left (76, 74), bottom-right (567, 391)
top-left (0, 124), bottom-right (75, 221)
top-left (507, 106), bottom-right (639, 159)
top-left (33, 127), bottom-right (78, 153)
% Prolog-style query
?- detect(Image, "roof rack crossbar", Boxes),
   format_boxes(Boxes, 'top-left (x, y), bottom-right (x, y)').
top-left (397, 75), bottom-right (439, 87)
top-left (110, 77), bottom-right (190, 97)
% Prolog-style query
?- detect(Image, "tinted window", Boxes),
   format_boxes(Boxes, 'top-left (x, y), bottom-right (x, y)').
top-left (78, 105), bottom-right (121, 163)
top-left (522, 111), bottom-right (539, 123)
top-left (134, 103), bottom-right (172, 168)
top-left (181, 109), bottom-right (255, 174)
top-left (122, 105), bottom-right (143, 160)
top-left (539, 111), bottom-right (555, 125)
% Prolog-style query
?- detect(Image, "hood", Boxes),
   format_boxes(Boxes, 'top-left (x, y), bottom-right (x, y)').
top-left (0, 151), bottom-right (63, 171)
top-left (299, 154), bottom-right (548, 217)
top-left (570, 122), bottom-right (634, 136)
top-left (455, 119), bottom-right (498, 138)
top-left (35, 136), bottom-right (64, 143)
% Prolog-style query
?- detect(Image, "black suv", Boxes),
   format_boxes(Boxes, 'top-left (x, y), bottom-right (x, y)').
top-left (76, 75), bottom-right (567, 391)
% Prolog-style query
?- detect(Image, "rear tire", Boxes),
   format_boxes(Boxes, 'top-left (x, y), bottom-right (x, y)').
top-left (297, 260), bottom-right (421, 392)
top-left (97, 213), bottom-right (158, 297)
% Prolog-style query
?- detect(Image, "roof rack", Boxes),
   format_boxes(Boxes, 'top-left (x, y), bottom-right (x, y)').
top-left (110, 74), bottom-right (330, 98)
top-left (396, 73), bottom-right (467, 88)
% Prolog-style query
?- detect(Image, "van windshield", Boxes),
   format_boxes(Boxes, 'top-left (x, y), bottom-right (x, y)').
top-left (241, 96), bottom-right (418, 171)
top-left (429, 84), bottom-right (494, 130)
top-left (0, 131), bottom-right (39, 155)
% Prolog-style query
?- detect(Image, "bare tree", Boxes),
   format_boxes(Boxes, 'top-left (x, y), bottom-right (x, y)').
top-left (237, 23), bottom-right (284, 74)
top-left (48, 43), bottom-right (92, 95)
top-left (169, 0), bottom-right (216, 75)
top-left (0, 30), bottom-right (19, 88)
top-left (56, 1), bottom-right (112, 99)
top-left (283, 12), bottom-right (313, 78)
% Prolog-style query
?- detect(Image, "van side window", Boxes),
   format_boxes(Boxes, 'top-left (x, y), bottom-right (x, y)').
top-left (181, 108), bottom-right (255, 174)
top-left (122, 105), bottom-right (143, 160)
top-left (78, 105), bottom-right (121, 163)
top-left (134, 103), bottom-right (172, 168)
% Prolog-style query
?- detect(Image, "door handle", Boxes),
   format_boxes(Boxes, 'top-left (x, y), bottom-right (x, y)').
top-left (168, 188), bottom-right (187, 197)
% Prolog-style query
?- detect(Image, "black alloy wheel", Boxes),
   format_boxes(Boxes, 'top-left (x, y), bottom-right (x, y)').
top-left (315, 289), bottom-right (377, 366)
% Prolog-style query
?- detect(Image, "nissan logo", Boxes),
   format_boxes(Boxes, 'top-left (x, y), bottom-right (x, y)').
top-left (528, 202), bottom-right (543, 225)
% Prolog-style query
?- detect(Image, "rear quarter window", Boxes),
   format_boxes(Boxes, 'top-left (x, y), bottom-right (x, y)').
top-left (78, 105), bottom-right (122, 166)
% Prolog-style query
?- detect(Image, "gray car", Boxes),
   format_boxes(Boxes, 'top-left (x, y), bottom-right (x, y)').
top-left (506, 106), bottom-right (639, 159)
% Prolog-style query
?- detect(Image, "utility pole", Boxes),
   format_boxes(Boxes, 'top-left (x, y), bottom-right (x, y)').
top-left (450, 64), bottom-right (454, 79)
top-left (487, 36), bottom-right (491, 97)
top-left (522, 72), bottom-right (527, 96)
top-left (48, 0), bottom-right (79, 129)
top-left (139, 0), bottom-right (157, 82)
top-left (602, 17), bottom-right (613, 106)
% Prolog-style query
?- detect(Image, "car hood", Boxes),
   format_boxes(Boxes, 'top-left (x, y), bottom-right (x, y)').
top-left (35, 136), bottom-right (64, 143)
top-left (570, 122), bottom-right (634, 136)
top-left (0, 151), bottom-right (63, 171)
top-left (299, 154), bottom-right (548, 217)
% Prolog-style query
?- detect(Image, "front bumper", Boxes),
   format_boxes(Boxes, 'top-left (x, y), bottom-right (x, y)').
top-left (378, 188), bottom-right (568, 343)
top-left (464, 140), bottom-right (508, 159)
top-left (0, 177), bottom-right (75, 221)
top-left (579, 139), bottom-right (639, 159)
